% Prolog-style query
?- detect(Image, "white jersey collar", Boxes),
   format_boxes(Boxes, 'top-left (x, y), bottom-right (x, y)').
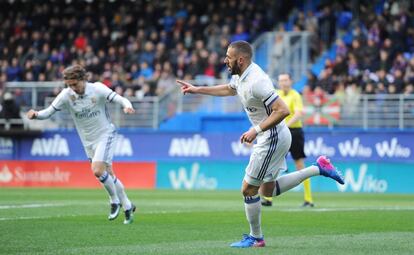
top-left (68, 83), bottom-right (90, 100)
top-left (239, 62), bottom-right (255, 81)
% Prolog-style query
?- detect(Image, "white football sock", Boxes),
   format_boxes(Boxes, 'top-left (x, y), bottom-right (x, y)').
top-left (244, 194), bottom-right (262, 238)
top-left (113, 177), bottom-right (132, 210)
top-left (98, 171), bottom-right (120, 204)
top-left (273, 165), bottom-right (319, 196)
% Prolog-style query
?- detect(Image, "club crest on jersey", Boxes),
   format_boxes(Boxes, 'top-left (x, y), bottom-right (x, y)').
top-left (246, 106), bottom-right (257, 112)
top-left (69, 95), bottom-right (77, 106)
top-left (91, 97), bottom-right (97, 104)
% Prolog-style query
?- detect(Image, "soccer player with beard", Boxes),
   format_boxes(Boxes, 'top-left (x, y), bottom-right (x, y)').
top-left (27, 65), bottom-right (136, 224)
top-left (177, 40), bottom-right (344, 248)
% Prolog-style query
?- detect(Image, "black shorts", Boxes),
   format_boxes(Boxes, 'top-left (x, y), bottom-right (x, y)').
top-left (289, 128), bottom-right (306, 160)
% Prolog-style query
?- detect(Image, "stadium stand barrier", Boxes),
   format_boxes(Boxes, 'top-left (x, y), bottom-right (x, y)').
top-left (4, 81), bottom-right (414, 130)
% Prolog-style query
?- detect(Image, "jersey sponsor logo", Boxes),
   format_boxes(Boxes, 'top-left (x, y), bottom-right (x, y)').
top-left (168, 163), bottom-right (217, 190)
top-left (231, 141), bottom-right (253, 156)
top-left (114, 135), bottom-right (133, 157)
top-left (31, 134), bottom-right (70, 156)
top-left (375, 138), bottom-right (411, 158)
top-left (338, 138), bottom-right (372, 157)
top-left (338, 164), bottom-right (387, 193)
top-left (304, 137), bottom-right (335, 157)
top-left (74, 108), bottom-right (101, 119)
top-left (0, 137), bottom-right (13, 155)
top-left (169, 135), bottom-right (210, 157)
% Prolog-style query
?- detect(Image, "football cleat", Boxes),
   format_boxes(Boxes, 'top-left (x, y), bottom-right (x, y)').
top-left (230, 234), bottom-right (265, 248)
top-left (261, 199), bottom-right (273, 207)
top-left (123, 204), bottom-right (136, 224)
top-left (302, 201), bottom-right (315, 208)
top-left (108, 203), bottom-right (121, 221)
top-left (315, 156), bottom-right (345, 185)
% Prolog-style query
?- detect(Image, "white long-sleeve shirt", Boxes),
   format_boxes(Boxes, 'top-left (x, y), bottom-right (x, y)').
top-left (228, 63), bottom-right (287, 142)
top-left (37, 82), bottom-right (132, 147)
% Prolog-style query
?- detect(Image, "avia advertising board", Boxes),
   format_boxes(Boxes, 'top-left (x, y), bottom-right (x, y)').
top-left (0, 137), bottom-right (14, 160)
top-left (16, 131), bottom-right (414, 163)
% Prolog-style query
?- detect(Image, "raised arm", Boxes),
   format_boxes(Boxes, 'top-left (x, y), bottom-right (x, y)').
top-left (177, 80), bottom-right (236, 97)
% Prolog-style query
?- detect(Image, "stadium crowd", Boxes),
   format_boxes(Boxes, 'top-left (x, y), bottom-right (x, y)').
top-left (0, 0), bottom-right (413, 105)
top-left (0, 0), bottom-right (296, 101)
top-left (301, 0), bottom-right (414, 99)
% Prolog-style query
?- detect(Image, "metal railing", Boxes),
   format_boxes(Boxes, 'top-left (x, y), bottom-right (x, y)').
top-left (252, 31), bottom-right (311, 83)
top-left (3, 82), bottom-right (414, 130)
top-left (340, 94), bottom-right (414, 129)
top-left (0, 119), bottom-right (28, 130)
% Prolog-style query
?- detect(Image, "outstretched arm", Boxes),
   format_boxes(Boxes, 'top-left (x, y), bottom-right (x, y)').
top-left (177, 80), bottom-right (236, 97)
top-left (27, 89), bottom-right (67, 120)
top-left (27, 106), bottom-right (58, 120)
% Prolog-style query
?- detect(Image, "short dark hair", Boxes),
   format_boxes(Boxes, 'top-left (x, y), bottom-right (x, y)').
top-left (62, 64), bottom-right (88, 81)
top-left (229, 40), bottom-right (253, 59)
top-left (279, 73), bottom-right (292, 80)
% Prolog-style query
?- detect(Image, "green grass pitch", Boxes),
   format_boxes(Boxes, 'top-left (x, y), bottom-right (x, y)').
top-left (0, 188), bottom-right (413, 255)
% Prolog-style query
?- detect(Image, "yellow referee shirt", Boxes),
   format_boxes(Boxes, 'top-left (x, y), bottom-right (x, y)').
top-left (276, 89), bottom-right (303, 128)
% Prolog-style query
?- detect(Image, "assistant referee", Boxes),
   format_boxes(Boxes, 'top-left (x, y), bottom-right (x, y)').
top-left (262, 73), bottom-right (314, 207)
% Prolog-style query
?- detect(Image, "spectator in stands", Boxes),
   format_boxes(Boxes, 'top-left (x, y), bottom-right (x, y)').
top-left (364, 82), bottom-right (376, 95)
top-left (404, 84), bottom-right (413, 95)
top-left (231, 23), bottom-right (250, 42)
top-left (6, 58), bottom-right (22, 81)
top-left (334, 81), bottom-right (346, 105)
top-left (204, 52), bottom-right (220, 78)
top-left (318, 5), bottom-right (336, 47)
top-left (306, 70), bottom-right (318, 90)
top-left (404, 57), bottom-right (414, 84)
top-left (1, 0), bottom-right (412, 100)
top-left (344, 82), bottom-right (361, 116)
top-left (393, 69), bottom-right (405, 93)
top-left (0, 91), bottom-right (23, 129)
top-left (139, 61), bottom-right (154, 80)
top-left (156, 62), bottom-right (176, 96)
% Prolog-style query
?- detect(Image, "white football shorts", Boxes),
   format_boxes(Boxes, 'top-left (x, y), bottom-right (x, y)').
top-left (84, 130), bottom-right (117, 165)
top-left (244, 126), bottom-right (291, 186)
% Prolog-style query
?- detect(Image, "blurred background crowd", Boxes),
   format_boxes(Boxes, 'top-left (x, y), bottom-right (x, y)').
top-left (0, 0), bottom-right (413, 104)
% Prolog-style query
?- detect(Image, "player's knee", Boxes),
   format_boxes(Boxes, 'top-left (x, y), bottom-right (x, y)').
top-left (93, 169), bottom-right (103, 178)
top-left (92, 163), bottom-right (105, 178)
top-left (242, 186), bottom-right (258, 197)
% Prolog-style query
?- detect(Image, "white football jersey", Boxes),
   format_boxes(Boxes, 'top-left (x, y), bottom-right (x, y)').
top-left (229, 63), bottom-right (287, 139)
top-left (50, 82), bottom-right (119, 147)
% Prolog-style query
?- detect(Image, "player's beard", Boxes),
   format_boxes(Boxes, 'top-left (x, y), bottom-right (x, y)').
top-left (229, 60), bottom-right (241, 75)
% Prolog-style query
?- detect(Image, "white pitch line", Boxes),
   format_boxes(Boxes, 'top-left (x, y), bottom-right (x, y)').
top-left (0, 203), bottom-right (68, 209)
top-left (274, 206), bottom-right (414, 212)
top-left (0, 214), bottom-right (80, 221)
top-left (1, 206), bottom-right (414, 221)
